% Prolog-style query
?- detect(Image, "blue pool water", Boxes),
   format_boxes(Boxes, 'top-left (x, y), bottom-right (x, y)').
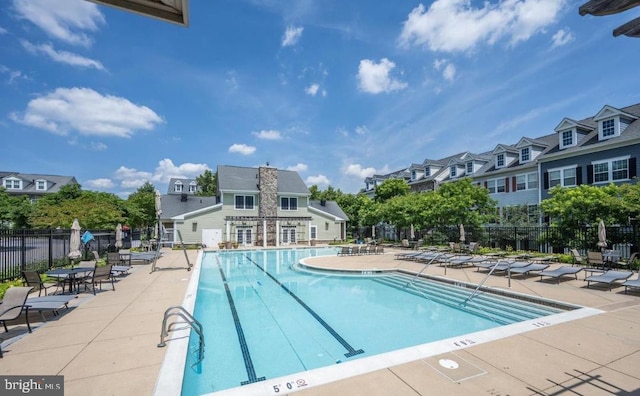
top-left (181, 248), bottom-right (565, 395)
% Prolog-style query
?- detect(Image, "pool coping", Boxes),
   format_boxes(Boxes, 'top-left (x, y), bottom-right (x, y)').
top-left (154, 249), bottom-right (605, 396)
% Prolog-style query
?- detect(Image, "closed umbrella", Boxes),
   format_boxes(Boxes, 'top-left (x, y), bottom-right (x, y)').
top-left (68, 219), bottom-right (82, 259)
top-left (597, 220), bottom-right (607, 248)
top-left (459, 223), bottom-right (466, 243)
top-left (155, 190), bottom-right (162, 217)
top-left (115, 223), bottom-right (123, 249)
top-left (410, 224), bottom-right (415, 240)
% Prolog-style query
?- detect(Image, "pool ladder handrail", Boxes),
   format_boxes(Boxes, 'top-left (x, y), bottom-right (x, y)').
top-left (406, 253), bottom-right (442, 287)
top-left (158, 306), bottom-right (204, 365)
top-left (463, 260), bottom-right (511, 305)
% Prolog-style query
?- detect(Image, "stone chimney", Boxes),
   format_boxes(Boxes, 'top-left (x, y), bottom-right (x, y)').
top-left (257, 165), bottom-right (278, 245)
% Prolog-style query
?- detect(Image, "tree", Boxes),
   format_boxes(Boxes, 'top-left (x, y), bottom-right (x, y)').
top-left (126, 182), bottom-right (157, 229)
top-left (30, 190), bottom-right (125, 229)
top-left (195, 170), bottom-right (217, 196)
top-left (0, 188), bottom-right (32, 228)
top-left (433, 178), bottom-right (496, 228)
top-left (374, 178), bottom-right (409, 202)
top-left (540, 184), bottom-right (625, 228)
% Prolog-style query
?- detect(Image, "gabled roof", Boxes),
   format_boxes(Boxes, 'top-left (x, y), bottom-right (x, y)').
top-left (167, 178), bottom-right (199, 195)
top-left (515, 137), bottom-right (549, 149)
top-left (593, 104), bottom-right (639, 121)
top-left (491, 144), bottom-right (518, 155)
top-left (217, 165), bottom-right (309, 195)
top-left (554, 117), bottom-right (594, 132)
top-left (160, 194), bottom-right (218, 220)
top-left (308, 200), bottom-right (348, 221)
top-left (0, 172), bottom-right (78, 194)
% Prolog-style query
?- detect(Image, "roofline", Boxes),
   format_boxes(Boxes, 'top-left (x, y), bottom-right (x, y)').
top-left (308, 205), bottom-right (347, 221)
top-left (170, 203), bottom-right (222, 220)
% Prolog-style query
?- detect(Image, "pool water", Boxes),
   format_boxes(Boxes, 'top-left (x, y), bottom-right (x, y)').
top-left (181, 248), bottom-right (564, 395)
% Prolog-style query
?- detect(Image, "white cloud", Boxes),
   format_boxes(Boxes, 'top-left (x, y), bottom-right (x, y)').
top-left (21, 40), bottom-right (105, 70)
top-left (551, 28), bottom-right (574, 48)
top-left (442, 63), bottom-right (456, 81)
top-left (10, 87), bottom-right (164, 137)
top-left (12, 0), bottom-right (105, 47)
top-left (90, 141), bottom-right (107, 151)
top-left (0, 26), bottom-right (7, 34)
top-left (113, 159), bottom-right (210, 189)
top-left (398, 0), bottom-right (564, 53)
top-left (344, 164), bottom-right (377, 178)
top-left (85, 178), bottom-right (115, 189)
top-left (306, 175), bottom-right (330, 185)
top-left (229, 143), bottom-right (256, 155)
top-left (305, 83), bottom-right (319, 96)
top-left (252, 130), bottom-right (282, 140)
top-left (0, 64), bottom-right (27, 84)
top-left (357, 58), bottom-right (408, 94)
top-left (287, 163), bottom-right (308, 172)
top-left (355, 125), bottom-right (369, 135)
top-left (282, 25), bottom-right (303, 47)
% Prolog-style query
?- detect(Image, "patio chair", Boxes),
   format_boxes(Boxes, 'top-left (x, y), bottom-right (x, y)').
top-left (508, 263), bottom-right (550, 276)
top-left (22, 270), bottom-right (59, 296)
top-left (80, 264), bottom-right (115, 295)
top-left (585, 270), bottom-right (633, 291)
top-left (0, 287), bottom-right (34, 333)
top-left (108, 252), bottom-right (131, 276)
top-left (539, 266), bottom-right (583, 284)
top-left (587, 251), bottom-right (605, 268)
top-left (26, 294), bottom-right (77, 321)
top-left (570, 249), bottom-right (584, 266)
top-left (622, 273), bottom-right (640, 294)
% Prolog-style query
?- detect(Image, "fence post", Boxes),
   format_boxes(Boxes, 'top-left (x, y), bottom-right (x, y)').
top-left (48, 229), bottom-right (54, 270)
top-left (20, 228), bottom-right (27, 271)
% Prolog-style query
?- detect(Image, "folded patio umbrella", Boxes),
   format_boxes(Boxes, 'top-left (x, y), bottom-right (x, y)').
top-left (68, 219), bottom-right (82, 259)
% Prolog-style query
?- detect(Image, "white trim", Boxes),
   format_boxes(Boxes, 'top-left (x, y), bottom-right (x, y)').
top-left (591, 155), bottom-right (631, 184)
top-left (559, 128), bottom-right (577, 149)
top-left (547, 165), bottom-right (578, 188)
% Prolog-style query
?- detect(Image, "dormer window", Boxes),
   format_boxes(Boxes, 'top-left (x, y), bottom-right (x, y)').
top-left (411, 170), bottom-right (417, 180)
top-left (520, 147), bottom-right (530, 163)
top-left (466, 161), bottom-right (473, 174)
top-left (36, 180), bottom-right (47, 191)
top-left (189, 181), bottom-right (197, 193)
top-left (174, 181), bottom-right (183, 192)
top-left (496, 153), bottom-right (505, 168)
top-left (424, 167), bottom-right (430, 177)
top-left (4, 178), bottom-right (21, 190)
top-left (450, 166), bottom-right (457, 178)
top-left (560, 129), bottom-right (576, 149)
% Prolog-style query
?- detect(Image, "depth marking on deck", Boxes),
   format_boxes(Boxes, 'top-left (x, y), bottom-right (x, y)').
top-left (244, 254), bottom-right (365, 358)
top-left (217, 263), bottom-right (266, 386)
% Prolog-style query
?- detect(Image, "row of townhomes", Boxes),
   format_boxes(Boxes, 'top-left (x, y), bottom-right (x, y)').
top-left (161, 165), bottom-right (348, 247)
top-left (364, 103), bottom-right (640, 223)
top-left (0, 172), bottom-right (78, 203)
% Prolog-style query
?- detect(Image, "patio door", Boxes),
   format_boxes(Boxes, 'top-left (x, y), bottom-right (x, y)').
top-left (236, 227), bottom-right (252, 246)
top-left (282, 226), bottom-right (296, 244)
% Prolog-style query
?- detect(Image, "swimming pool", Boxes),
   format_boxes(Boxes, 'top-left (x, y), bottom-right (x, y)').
top-left (155, 248), bottom-right (598, 396)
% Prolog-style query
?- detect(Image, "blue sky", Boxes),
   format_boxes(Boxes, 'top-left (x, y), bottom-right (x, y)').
top-left (1, 0), bottom-right (639, 196)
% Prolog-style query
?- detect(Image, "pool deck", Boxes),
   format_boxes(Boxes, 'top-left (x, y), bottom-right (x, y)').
top-left (2, 247), bottom-right (640, 395)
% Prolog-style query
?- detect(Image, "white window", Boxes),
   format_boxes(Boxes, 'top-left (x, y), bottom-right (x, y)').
top-left (450, 166), bottom-right (457, 178)
top-left (189, 181), bottom-right (197, 193)
top-left (549, 167), bottom-right (576, 188)
top-left (4, 178), bottom-right (21, 189)
top-left (466, 162), bottom-right (473, 174)
top-left (235, 195), bottom-right (254, 210)
top-left (496, 178), bottom-right (506, 193)
top-left (601, 118), bottom-right (616, 138)
top-left (593, 157), bottom-right (629, 183)
top-left (281, 197), bottom-right (298, 211)
top-left (310, 225), bottom-right (317, 240)
top-left (282, 226), bottom-right (296, 244)
top-left (560, 129), bottom-right (576, 149)
top-left (487, 180), bottom-right (495, 194)
top-left (174, 181), bottom-right (183, 192)
top-left (516, 173), bottom-right (538, 191)
top-left (237, 227), bottom-right (252, 245)
top-left (35, 180), bottom-right (47, 191)
top-left (496, 153), bottom-right (505, 168)
top-left (520, 147), bottom-right (530, 163)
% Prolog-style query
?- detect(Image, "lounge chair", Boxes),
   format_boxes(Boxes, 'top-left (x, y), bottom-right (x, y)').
top-left (585, 270), bottom-right (633, 291)
top-left (622, 273), bottom-right (640, 294)
top-left (338, 246), bottom-right (351, 256)
top-left (476, 261), bottom-right (530, 273)
top-left (0, 287), bottom-right (34, 333)
top-left (108, 252), bottom-right (131, 276)
top-left (539, 266), bottom-right (583, 284)
top-left (509, 263), bottom-right (550, 276)
top-left (26, 294), bottom-right (77, 320)
top-left (445, 255), bottom-right (473, 267)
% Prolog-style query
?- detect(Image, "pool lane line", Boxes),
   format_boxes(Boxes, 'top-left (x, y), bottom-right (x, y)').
top-left (244, 254), bottom-right (365, 358)
top-left (217, 264), bottom-right (266, 386)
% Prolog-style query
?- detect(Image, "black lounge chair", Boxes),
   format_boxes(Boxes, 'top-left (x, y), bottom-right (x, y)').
top-left (539, 266), bottom-right (582, 284)
top-left (585, 270), bottom-right (633, 291)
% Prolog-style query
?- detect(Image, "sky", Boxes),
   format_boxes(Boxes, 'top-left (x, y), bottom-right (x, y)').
top-left (1, 0), bottom-right (640, 197)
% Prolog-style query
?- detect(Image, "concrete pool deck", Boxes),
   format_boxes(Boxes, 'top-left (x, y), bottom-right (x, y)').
top-left (2, 247), bottom-right (640, 395)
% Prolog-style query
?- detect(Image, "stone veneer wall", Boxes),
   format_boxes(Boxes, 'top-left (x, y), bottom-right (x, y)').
top-left (258, 166), bottom-right (278, 245)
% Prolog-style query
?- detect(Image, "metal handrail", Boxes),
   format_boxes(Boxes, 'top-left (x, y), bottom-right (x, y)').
top-left (158, 306), bottom-right (204, 366)
top-left (406, 254), bottom-right (441, 287)
top-left (463, 260), bottom-right (509, 304)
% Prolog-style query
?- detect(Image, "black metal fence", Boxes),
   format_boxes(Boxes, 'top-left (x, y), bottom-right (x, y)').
top-left (0, 228), bottom-right (119, 282)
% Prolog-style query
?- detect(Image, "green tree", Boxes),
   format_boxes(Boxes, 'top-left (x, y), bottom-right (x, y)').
top-left (540, 184), bottom-right (624, 228)
top-left (126, 182), bottom-right (157, 229)
top-left (373, 178), bottom-right (409, 203)
top-left (433, 178), bottom-right (496, 228)
top-left (0, 188), bottom-right (32, 228)
top-left (30, 190), bottom-right (125, 229)
top-left (309, 185), bottom-right (321, 200)
top-left (195, 170), bottom-right (217, 196)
